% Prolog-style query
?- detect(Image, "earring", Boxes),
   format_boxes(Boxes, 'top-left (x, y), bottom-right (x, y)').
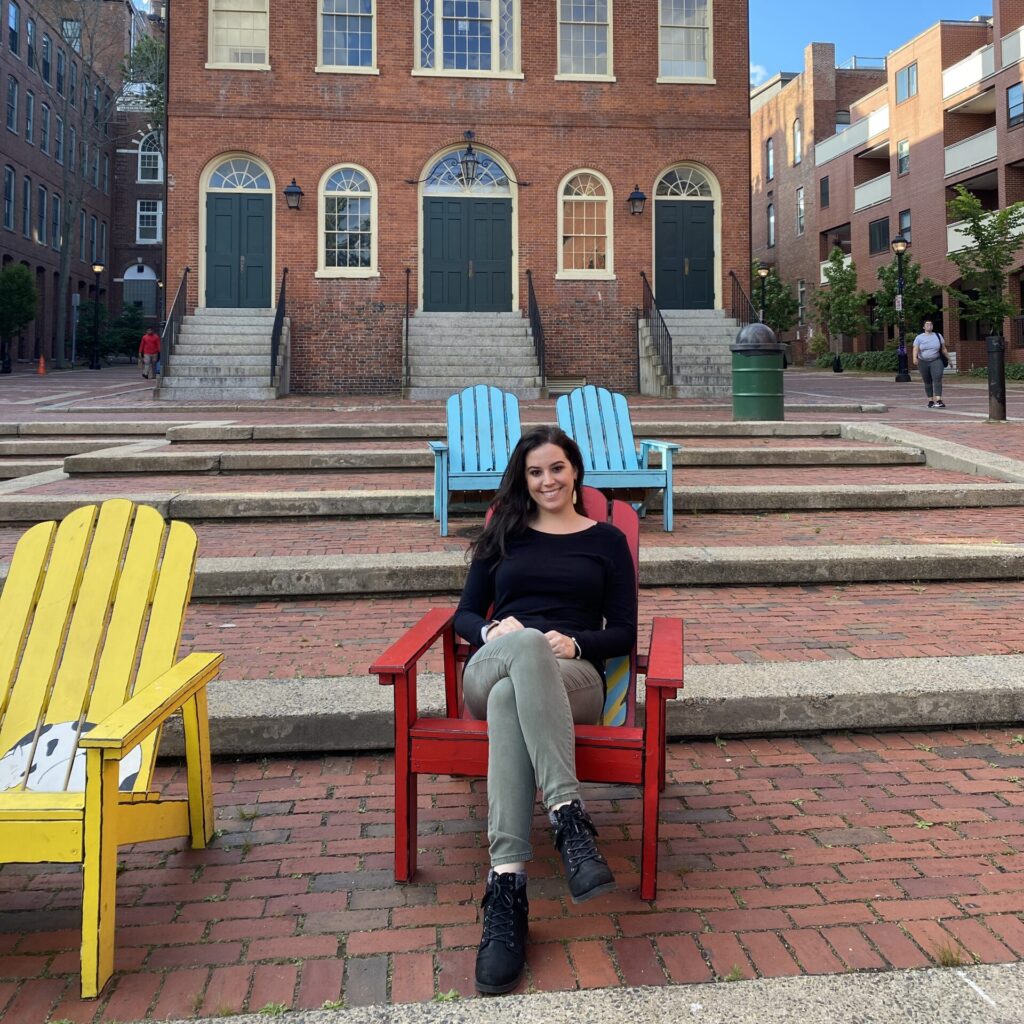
top-left (572, 488), bottom-right (578, 504)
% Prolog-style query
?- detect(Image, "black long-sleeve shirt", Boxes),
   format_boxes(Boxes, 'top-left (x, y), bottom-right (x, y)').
top-left (454, 523), bottom-right (637, 674)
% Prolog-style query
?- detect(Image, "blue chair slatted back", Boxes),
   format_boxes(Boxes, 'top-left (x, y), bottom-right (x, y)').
top-left (556, 386), bottom-right (641, 474)
top-left (447, 385), bottom-right (522, 477)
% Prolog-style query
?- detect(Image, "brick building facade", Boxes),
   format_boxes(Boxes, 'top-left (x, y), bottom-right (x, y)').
top-left (166, 0), bottom-right (751, 394)
top-left (751, 3), bottom-right (1024, 369)
top-left (0, 0), bottom-right (162, 367)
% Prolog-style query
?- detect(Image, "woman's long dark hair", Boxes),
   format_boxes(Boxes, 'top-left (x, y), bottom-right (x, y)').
top-left (470, 426), bottom-right (586, 562)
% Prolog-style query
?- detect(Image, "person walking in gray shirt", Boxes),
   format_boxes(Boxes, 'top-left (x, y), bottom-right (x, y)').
top-left (912, 320), bottom-right (949, 409)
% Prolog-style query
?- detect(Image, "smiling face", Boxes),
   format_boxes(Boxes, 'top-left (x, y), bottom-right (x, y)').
top-left (525, 443), bottom-right (577, 516)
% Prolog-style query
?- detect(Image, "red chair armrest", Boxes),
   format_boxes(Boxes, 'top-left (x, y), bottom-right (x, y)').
top-left (645, 617), bottom-right (683, 692)
top-left (370, 608), bottom-right (456, 680)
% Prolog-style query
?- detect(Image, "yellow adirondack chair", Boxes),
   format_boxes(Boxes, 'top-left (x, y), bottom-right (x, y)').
top-left (0, 499), bottom-right (223, 997)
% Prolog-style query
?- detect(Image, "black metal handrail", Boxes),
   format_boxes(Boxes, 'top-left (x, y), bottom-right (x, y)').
top-left (404, 267), bottom-right (412, 389)
top-left (525, 269), bottom-right (546, 388)
top-left (640, 271), bottom-right (672, 383)
top-left (729, 270), bottom-right (759, 329)
top-left (270, 267), bottom-right (288, 387)
top-left (160, 266), bottom-right (190, 375)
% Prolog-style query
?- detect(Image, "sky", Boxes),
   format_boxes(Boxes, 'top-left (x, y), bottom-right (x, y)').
top-left (749, 1), bottom-right (993, 87)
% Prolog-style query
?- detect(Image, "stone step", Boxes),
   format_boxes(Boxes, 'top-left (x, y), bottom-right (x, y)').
top-left (0, 459), bottom-right (63, 479)
top-left (170, 354), bottom-right (280, 367)
top-left (173, 346), bottom-right (275, 358)
top-left (670, 386), bottom-right (732, 398)
top-left (408, 340), bottom-right (536, 351)
top-left (412, 311), bottom-right (526, 322)
top-left (180, 326), bottom-right (277, 339)
top-left (407, 329), bottom-right (533, 342)
top-left (192, 307), bottom-right (276, 317)
top-left (157, 385), bottom-right (279, 401)
top-left (407, 362), bottom-right (542, 375)
top-left (160, 374), bottom-right (276, 388)
top-left (410, 376), bottom-right (543, 388)
top-left (407, 386), bottom-right (544, 400)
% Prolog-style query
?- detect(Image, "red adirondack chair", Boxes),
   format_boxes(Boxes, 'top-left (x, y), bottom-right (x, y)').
top-left (369, 487), bottom-right (684, 901)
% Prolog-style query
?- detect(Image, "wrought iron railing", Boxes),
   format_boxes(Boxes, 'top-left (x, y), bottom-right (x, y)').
top-left (729, 270), bottom-right (759, 329)
top-left (270, 267), bottom-right (288, 388)
top-left (404, 267), bottom-right (412, 390)
top-left (160, 266), bottom-right (190, 375)
top-left (525, 269), bottom-right (546, 388)
top-left (640, 271), bottom-right (672, 383)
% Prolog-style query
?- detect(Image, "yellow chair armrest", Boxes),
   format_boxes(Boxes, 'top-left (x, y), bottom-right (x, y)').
top-left (80, 652), bottom-right (223, 757)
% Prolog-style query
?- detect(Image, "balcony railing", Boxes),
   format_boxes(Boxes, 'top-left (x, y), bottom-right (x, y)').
top-left (853, 172), bottom-right (891, 211)
top-left (944, 126), bottom-right (998, 176)
top-left (820, 253), bottom-right (852, 285)
top-left (1002, 25), bottom-right (1024, 68)
top-left (942, 43), bottom-right (995, 98)
top-left (947, 220), bottom-right (972, 253)
top-left (814, 106), bottom-right (890, 166)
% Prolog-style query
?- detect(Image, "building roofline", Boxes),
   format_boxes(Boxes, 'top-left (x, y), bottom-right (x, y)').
top-left (887, 17), bottom-right (992, 62)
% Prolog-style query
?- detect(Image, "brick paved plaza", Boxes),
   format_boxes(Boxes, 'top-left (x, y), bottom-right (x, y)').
top-left (3, 365), bottom-right (1024, 1021)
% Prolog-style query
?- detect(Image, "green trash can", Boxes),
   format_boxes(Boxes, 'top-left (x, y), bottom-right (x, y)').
top-left (731, 322), bottom-right (785, 421)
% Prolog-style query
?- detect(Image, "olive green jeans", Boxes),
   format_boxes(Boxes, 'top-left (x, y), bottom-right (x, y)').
top-left (463, 628), bottom-right (604, 867)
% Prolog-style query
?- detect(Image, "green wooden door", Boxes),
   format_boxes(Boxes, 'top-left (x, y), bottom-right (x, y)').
top-left (423, 197), bottom-right (512, 312)
top-left (205, 194), bottom-right (272, 308)
top-left (654, 200), bottom-right (714, 310)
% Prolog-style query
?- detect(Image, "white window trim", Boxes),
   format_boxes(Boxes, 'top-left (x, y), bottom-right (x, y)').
top-left (135, 198), bottom-right (163, 244)
top-left (555, 168), bottom-right (615, 280)
top-left (656, 0), bottom-right (714, 84)
top-left (136, 132), bottom-right (164, 183)
top-left (315, 163), bottom-right (379, 279)
top-left (795, 186), bottom-right (804, 236)
top-left (412, 0), bottom-right (522, 79)
top-left (206, 0), bottom-right (270, 71)
top-left (316, 0), bottom-right (379, 74)
top-left (555, 0), bottom-right (614, 81)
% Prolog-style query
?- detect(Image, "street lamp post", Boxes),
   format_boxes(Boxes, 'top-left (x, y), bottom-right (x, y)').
top-left (891, 235), bottom-right (911, 383)
top-left (89, 262), bottom-right (104, 370)
top-left (757, 264), bottom-right (770, 324)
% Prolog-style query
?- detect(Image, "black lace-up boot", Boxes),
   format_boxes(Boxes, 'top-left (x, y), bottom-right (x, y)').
top-left (475, 870), bottom-right (529, 994)
top-left (550, 799), bottom-right (616, 904)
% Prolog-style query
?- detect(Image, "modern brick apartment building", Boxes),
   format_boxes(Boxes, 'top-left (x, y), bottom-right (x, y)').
top-left (0, 0), bottom-right (163, 366)
top-left (165, 0), bottom-right (751, 394)
top-left (751, 2), bottom-right (1024, 369)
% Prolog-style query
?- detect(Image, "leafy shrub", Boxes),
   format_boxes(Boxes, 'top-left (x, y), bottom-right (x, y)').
top-left (968, 362), bottom-right (1024, 379)
top-left (814, 350), bottom-right (899, 372)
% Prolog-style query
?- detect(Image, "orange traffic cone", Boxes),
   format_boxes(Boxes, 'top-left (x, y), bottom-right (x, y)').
top-left (37, 355), bottom-right (46, 375)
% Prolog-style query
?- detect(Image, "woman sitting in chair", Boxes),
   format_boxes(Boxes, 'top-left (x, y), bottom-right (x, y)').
top-left (454, 425), bottom-right (638, 994)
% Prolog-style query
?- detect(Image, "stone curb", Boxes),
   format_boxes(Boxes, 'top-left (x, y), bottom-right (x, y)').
top-left (4, 544), bottom-right (1024, 595)
top-left (4, 483), bottom-right (1024, 523)
top-left (157, 962), bottom-right (1024, 1024)
top-left (0, 420), bottom-right (196, 435)
top-left (166, 420), bottom-right (847, 443)
top-left (61, 444), bottom-right (924, 475)
top-left (843, 422), bottom-right (1024, 483)
top-left (158, 654), bottom-right (1024, 756)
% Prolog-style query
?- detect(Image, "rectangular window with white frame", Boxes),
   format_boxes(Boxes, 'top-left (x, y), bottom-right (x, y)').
top-left (21, 176), bottom-right (30, 237)
top-left (36, 184), bottom-right (45, 244)
top-left (1008, 83), bottom-right (1023, 129)
top-left (319, 0), bottom-right (376, 72)
top-left (54, 115), bottom-right (63, 162)
top-left (136, 199), bottom-right (162, 243)
top-left (658, 0), bottom-right (711, 81)
top-left (208, 0), bottom-right (269, 68)
top-left (898, 208), bottom-right (911, 245)
top-left (416, 0), bottom-right (520, 76)
top-left (39, 102), bottom-right (48, 153)
top-left (6, 75), bottom-right (18, 133)
top-left (798, 279), bottom-right (806, 325)
top-left (557, 0), bottom-right (611, 79)
top-left (896, 138), bottom-right (909, 175)
top-left (89, 214), bottom-right (96, 261)
top-left (2, 165), bottom-right (14, 230)
top-left (50, 193), bottom-right (60, 249)
top-left (795, 186), bottom-right (804, 235)
top-left (24, 89), bottom-right (32, 142)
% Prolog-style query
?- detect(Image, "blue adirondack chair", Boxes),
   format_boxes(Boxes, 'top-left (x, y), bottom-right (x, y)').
top-left (556, 385), bottom-right (679, 531)
top-left (430, 385), bottom-right (522, 536)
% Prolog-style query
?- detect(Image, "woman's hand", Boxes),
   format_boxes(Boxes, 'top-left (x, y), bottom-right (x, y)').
top-left (545, 630), bottom-right (576, 659)
top-left (486, 616), bottom-right (524, 641)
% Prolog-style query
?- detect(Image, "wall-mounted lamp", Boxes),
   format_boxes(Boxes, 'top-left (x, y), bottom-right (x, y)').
top-left (627, 185), bottom-right (647, 216)
top-left (460, 131), bottom-right (480, 187)
top-left (283, 179), bottom-right (304, 210)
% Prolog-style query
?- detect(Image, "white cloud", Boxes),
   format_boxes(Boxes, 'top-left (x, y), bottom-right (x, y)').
top-left (750, 63), bottom-right (769, 87)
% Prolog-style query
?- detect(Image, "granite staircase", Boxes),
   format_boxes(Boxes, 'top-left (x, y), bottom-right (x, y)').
top-left (640, 309), bottom-right (738, 399)
top-left (157, 308), bottom-right (289, 402)
top-left (405, 311), bottom-right (543, 400)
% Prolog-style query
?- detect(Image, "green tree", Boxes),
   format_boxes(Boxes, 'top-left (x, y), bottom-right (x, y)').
top-left (121, 36), bottom-right (166, 124)
top-left (752, 263), bottom-right (799, 335)
top-left (77, 300), bottom-right (111, 364)
top-left (108, 304), bottom-right (149, 360)
top-left (813, 247), bottom-right (870, 347)
top-left (0, 264), bottom-right (38, 374)
top-left (947, 184), bottom-right (1024, 336)
top-left (872, 257), bottom-right (940, 343)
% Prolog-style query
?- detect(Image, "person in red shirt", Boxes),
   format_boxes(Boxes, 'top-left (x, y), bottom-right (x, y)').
top-left (139, 329), bottom-right (161, 379)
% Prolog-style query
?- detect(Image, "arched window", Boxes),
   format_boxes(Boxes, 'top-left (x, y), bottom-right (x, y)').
top-left (318, 164), bottom-right (377, 277)
top-left (765, 138), bottom-right (774, 181)
top-left (766, 202), bottom-right (775, 247)
top-left (792, 118), bottom-right (802, 164)
top-left (655, 165), bottom-right (713, 198)
top-left (208, 157), bottom-right (271, 190)
top-left (558, 170), bottom-right (613, 277)
top-left (137, 132), bottom-right (163, 183)
top-left (422, 151), bottom-right (511, 195)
